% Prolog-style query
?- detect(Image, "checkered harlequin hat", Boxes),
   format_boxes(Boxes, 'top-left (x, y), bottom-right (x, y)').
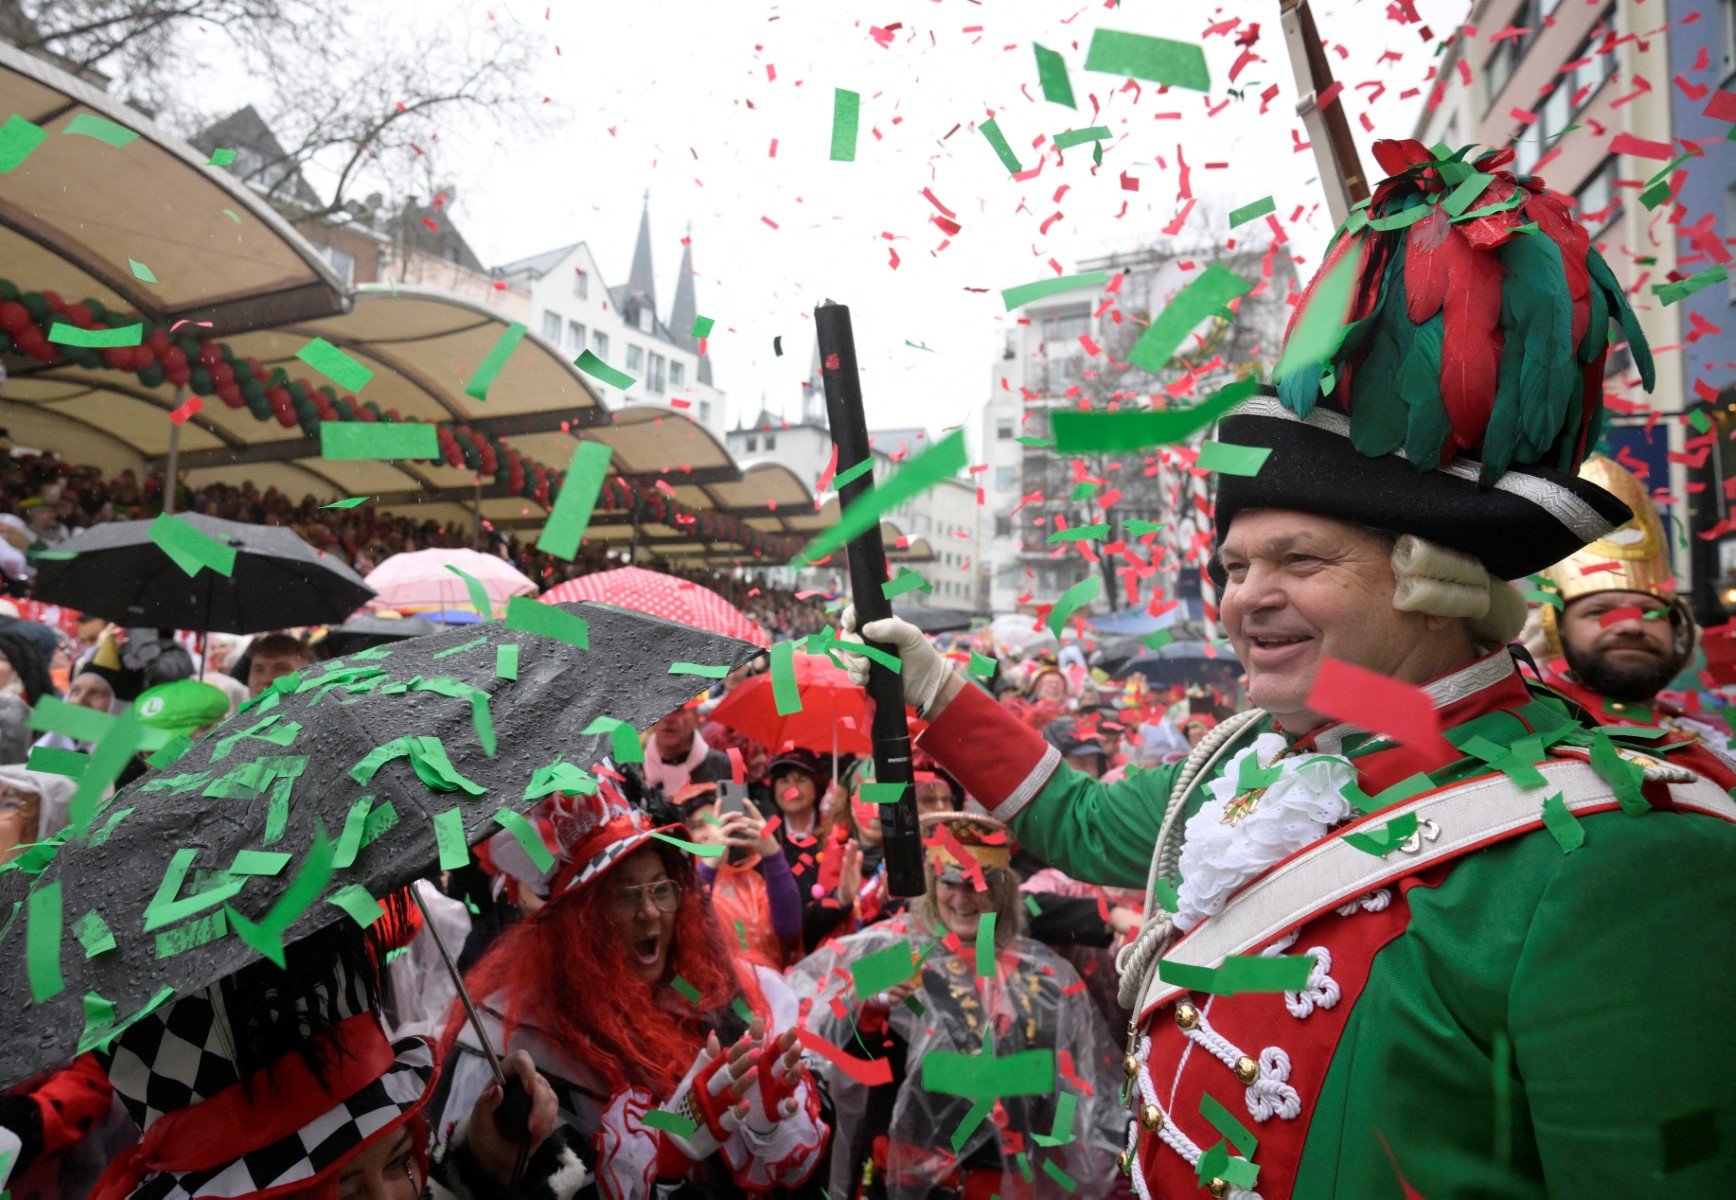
top-left (547, 776), bottom-right (681, 898)
top-left (93, 967), bottom-right (435, 1200)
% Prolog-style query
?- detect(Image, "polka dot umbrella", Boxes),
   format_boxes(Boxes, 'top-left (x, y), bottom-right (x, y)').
top-left (540, 567), bottom-right (769, 648)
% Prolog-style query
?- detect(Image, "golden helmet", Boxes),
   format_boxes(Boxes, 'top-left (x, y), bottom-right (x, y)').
top-left (1535, 455), bottom-right (1693, 661)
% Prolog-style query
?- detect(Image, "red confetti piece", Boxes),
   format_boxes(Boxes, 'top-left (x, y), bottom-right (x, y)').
top-left (795, 1028), bottom-right (893, 1085)
top-left (169, 397), bottom-right (203, 425)
top-left (1306, 658), bottom-right (1453, 759)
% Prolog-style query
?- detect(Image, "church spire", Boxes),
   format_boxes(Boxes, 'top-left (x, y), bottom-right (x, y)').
top-left (668, 224), bottom-right (712, 386)
top-left (625, 190), bottom-right (657, 325)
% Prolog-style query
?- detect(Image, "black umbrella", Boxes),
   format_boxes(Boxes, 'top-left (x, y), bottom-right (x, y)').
top-left (0, 600), bottom-right (763, 1085)
top-left (313, 613), bottom-right (441, 659)
top-left (1109, 639), bottom-right (1247, 687)
top-left (890, 600), bottom-right (975, 635)
top-left (30, 514), bottom-right (375, 634)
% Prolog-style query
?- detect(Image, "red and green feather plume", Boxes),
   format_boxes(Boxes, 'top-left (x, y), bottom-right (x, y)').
top-left (1275, 139), bottom-right (1654, 483)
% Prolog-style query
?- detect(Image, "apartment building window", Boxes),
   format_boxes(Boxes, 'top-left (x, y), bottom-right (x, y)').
top-left (317, 243), bottom-right (356, 287)
top-left (592, 332), bottom-right (609, 360)
top-left (638, 308), bottom-right (654, 334)
top-left (541, 311), bottom-right (561, 342)
top-left (1575, 157), bottom-right (1621, 237)
top-left (573, 270), bottom-right (588, 300)
top-left (1720, 0), bottom-right (1736, 78)
top-left (994, 516), bottom-right (1014, 538)
top-left (1040, 313), bottom-right (1090, 344)
top-left (996, 419), bottom-right (1015, 439)
top-left (745, 437), bottom-right (758, 452)
top-left (995, 467), bottom-right (1015, 490)
top-left (670, 361), bottom-right (685, 389)
top-left (648, 353), bottom-right (667, 393)
top-left (627, 344), bottom-right (644, 372)
top-left (567, 321), bottom-right (586, 352)
top-left (764, 435), bottom-right (777, 450)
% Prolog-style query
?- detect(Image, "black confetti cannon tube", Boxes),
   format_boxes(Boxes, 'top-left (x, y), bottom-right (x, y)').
top-left (816, 300), bottom-right (925, 899)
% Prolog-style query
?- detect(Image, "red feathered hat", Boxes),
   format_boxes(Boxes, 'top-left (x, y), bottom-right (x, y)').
top-left (546, 780), bottom-right (681, 898)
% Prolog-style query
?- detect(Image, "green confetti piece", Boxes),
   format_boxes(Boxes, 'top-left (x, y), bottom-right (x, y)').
top-left (692, 315), bottom-right (715, 339)
top-left (975, 913), bottom-right (997, 977)
top-left (210, 713), bottom-right (299, 763)
top-left (1442, 171), bottom-right (1494, 217)
top-left (72, 909), bottom-right (115, 958)
top-left (671, 975), bottom-right (703, 1003)
top-left (327, 883), bottom-right (382, 929)
top-left (1125, 518), bottom-right (1167, 536)
top-left (26, 745), bottom-right (88, 779)
top-left (64, 113), bottom-right (138, 147)
top-left (154, 908), bottom-right (227, 958)
top-left (433, 807), bottom-right (470, 870)
top-left (506, 595), bottom-right (588, 649)
top-left (1041, 380), bottom-right (1263, 454)
top-left (830, 87), bottom-right (860, 161)
top-left (494, 808), bottom-right (554, 873)
top-left (229, 849), bottom-right (291, 876)
top-left (68, 712), bottom-right (142, 838)
top-left (850, 938), bottom-right (917, 996)
top-left (48, 321), bottom-right (143, 347)
top-left (582, 716), bottom-right (645, 765)
top-left (1340, 810), bottom-right (1420, 856)
top-left (149, 513), bottom-right (236, 578)
top-left (770, 642), bottom-right (802, 715)
top-left (526, 759), bottom-right (598, 800)
top-left (1652, 265), bottom-right (1729, 306)
top-left (224, 830), bottom-right (335, 969)
top-left (465, 321), bottom-right (528, 402)
top-left (332, 794), bottom-right (377, 869)
top-left (445, 564), bottom-right (495, 619)
top-left (1195, 440), bottom-right (1272, 476)
top-left (950, 1098), bottom-right (994, 1152)
top-left (642, 1109), bottom-right (697, 1138)
top-left (1540, 791), bottom-right (1585, 854)
top-left (794, 428), bottom-right (967, 567)
top-left (297, 337), bottom-right (374, 392)
top-left (1690, 409), bottom-right (1712, 434)
top-left (1200, 1091), bottom-right (1257, 1157)
top-left (145, 736), bottom-right (193, 769)
top-left (1228, 196), bottom-right (1276, 227)
top-left (832, 457), bottom-right (876, 489)
top-left (652, 831), bottom-right (726, 858)
top-left (882, 568), bottom-right (932, 599)
top-left (1014, 435), bottom-right (1055, 448)
top-left (1048, 574), bottom-right (1101, 638)
top-left (1128, 263), bottom-right (1250, 373)
top-left (537, 440), bottom-right (613, 561)
top-left (1033, 43), bottom-right (1076, 108)
top-left (28, 696), bottom-right (113, 749)
top-left (79, 991), bottom-right (118, 1051)
top-left (128, 257), bottom-right (158, 283)
top-left (495, 643), bottom-right (519, 680)
top-left (922, 1048), bottom-right (1055, 1099)
top-left (858, 782), bottom-right (907, 805)
top-left (1047, 524), bottom-right (1109, 543)
top-left (669, 661), bottom-right (729, 679)
top-left (1589, 731), bottom-right (1650, 815)
top-left (1084, 29), bottom-right (1211, 91)
top-left (0, 113), bottom-right (47, 173)
top-left (88, 806), bottom-right (133, 848)
top-left (222, 207), bottom-right (240, 222)
top-left (1032, 1089), bottom-right (1078, 1147)
top-left (968, 652), bottom-right (995, 679)
top-left (320, 421), bottom-right (437, 461)
top-left (979, 116), bottom-right (1022, 174)
top-left (26, 879), bottom-right (64, 1002)
top-left (573, 348), bottom-right (636, 389)
top-left (773, 335), bottom-right (783, 356)
top-left (431, 636), bottom-right (489, 660)
top-left (1142, 629), bottom-right (1175, 653)
top-left (1042, 1160), bottom-right (1078, 1192)
top-left (999, 270), bottom-right (1104, 309)
top-left (1657, 1105), bottom-right (1719, 1174)
top-left (207, 147), bottom-right (236, 166)
top-left (1156, 952), bottom-right (1316, 996)
top-left (1052, 125), bottom-right (1110, 151)
top-left (320, 496), bottom-right (372, 509)
top-left (143, 848), bottom-right (248, 933)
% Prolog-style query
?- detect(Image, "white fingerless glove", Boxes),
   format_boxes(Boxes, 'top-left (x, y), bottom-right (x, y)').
top-left (837, 605), bottom-right (953, 718)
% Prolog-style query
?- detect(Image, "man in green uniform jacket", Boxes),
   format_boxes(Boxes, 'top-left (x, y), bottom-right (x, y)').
top-left (841, 140), bottom-right (1736, 1199)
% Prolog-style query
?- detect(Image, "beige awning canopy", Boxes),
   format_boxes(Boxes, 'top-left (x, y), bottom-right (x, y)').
top-left (0, 42), bottom-right (346, 336)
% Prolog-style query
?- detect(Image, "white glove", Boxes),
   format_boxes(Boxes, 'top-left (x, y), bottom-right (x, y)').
top-left (837, 606), bottom-right (953, 718)
top-left (661, 1033), bottom-right (750, 1160)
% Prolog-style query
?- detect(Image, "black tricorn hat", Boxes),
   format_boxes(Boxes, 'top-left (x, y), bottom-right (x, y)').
top-left (1208, 391), bottom-right (1631, 585)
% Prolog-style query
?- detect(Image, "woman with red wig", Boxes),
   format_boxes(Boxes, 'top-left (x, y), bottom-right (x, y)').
top-left (436, 781), bottom-right (828, 1198)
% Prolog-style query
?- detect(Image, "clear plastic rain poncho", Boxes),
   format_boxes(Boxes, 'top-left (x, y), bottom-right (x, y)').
top-left (790, 911), bottom-right (1125, 1199)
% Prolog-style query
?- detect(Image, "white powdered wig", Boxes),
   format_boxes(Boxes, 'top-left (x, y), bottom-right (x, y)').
top-left (1390, 534), bottom-right (1526, 644)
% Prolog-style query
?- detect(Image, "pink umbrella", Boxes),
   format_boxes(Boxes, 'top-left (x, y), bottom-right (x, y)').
top-left (540, 567), bottom-right (768, 647)
top-left (364, 548), bottom-right (536, 616)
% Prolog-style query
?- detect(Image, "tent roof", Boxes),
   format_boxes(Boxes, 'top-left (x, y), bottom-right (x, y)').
top-left (0, 42), bottom-right (346, 336)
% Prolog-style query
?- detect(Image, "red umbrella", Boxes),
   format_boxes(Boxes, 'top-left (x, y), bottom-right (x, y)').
top-left (541, 567), bottom-right (768, 647)
top-left (710, 653), bottom-right (873, 758)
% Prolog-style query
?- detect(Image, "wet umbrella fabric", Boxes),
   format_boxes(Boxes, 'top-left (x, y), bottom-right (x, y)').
top-left (708, 653), bottom-right (873, 757)
top-left (0, 601), bottom-right (763, 1085)
top-left (314, 614), bottom-right (441, 659)
top-left (30, 515), bottom-right (375, 635)
top-left (888, 601), bottom-right (973, 635)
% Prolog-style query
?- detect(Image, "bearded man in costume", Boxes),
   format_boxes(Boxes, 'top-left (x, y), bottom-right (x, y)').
top-left (841, 141), bottom-right (1736, 1198)
top-left (1529, 455), bottom-right (1728, 752)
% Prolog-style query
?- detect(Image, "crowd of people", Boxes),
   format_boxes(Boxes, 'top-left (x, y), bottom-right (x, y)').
top-left (6, 143), bottom-right (1736, 1199)
top-left (0, 449), bottom-right (827, 644)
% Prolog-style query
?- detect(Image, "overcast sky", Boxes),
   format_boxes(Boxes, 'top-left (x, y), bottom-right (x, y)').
top-left (262, 0), bottom-right (1471, 442)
